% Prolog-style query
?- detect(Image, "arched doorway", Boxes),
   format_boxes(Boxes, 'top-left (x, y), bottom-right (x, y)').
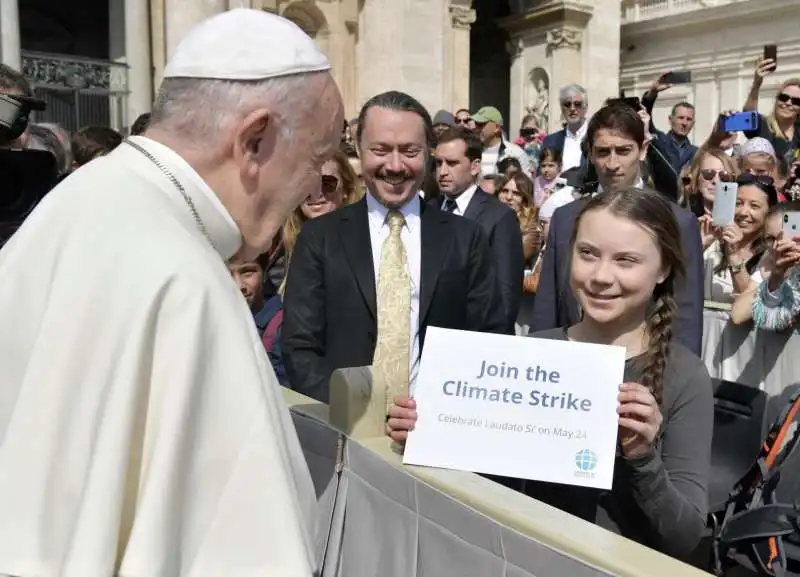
top-left (470, 0), bottom-right (511, 126)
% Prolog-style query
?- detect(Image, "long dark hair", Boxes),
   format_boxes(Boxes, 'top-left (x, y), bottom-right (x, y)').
top-left (570, 187), bottom-right (686, 405)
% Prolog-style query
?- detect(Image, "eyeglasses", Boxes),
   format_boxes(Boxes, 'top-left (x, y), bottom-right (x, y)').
top-left (561, 100), bottom-right (585, 110)
top-left (777, 93), bottom-right (800, 107)
top-left (321, 175), bottom-right (340, 195)
top-left (700, 169), bottom-right (734, 182)
top-left (519, 128), bottom-right (539, 139)
top-left (455, 117), bottom-right (471, 125)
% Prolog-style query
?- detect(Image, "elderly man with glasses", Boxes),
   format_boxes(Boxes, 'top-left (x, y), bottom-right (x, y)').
top-left (541, 83), bottom-right (590, 172)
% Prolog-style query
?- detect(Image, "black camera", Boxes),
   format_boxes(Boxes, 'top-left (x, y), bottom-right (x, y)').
top-left (0, 92), bottom-right (46, 146)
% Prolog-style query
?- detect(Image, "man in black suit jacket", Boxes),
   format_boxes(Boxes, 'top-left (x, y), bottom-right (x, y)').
top-left (433, 127), bottom-right (524, 333)
top-left (282, 91), bottom-right (506, 402)
top-left (531, 102), bottom-right (704, 355)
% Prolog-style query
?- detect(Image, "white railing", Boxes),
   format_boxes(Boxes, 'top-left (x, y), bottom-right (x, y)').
top-left (621, 0), bottom-right (748, 23)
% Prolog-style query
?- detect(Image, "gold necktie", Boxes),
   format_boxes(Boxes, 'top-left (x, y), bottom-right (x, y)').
top-left (372, 210), bottom-right (412, 415)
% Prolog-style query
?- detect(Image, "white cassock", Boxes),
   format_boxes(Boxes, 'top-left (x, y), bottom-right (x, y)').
top-left (0, 136), bottom-right (317, 577)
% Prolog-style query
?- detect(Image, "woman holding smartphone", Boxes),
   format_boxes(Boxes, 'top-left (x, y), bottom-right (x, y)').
top-left (387, 187), bottom-right (713, 559)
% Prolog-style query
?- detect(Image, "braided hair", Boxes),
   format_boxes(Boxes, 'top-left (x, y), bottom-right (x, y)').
top-left (570, 186), bottom-right (686, 406)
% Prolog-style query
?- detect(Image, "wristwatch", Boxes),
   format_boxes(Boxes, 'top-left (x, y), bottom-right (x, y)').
top-left (729, 260), bottom-right (746, 274)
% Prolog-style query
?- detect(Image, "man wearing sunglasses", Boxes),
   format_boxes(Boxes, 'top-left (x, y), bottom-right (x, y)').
top-left (541, 84), bottom-right (589, 172)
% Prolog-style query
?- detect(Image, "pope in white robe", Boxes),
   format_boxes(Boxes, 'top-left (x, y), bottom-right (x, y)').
top-left (0, 9), bottom-right (344, 577)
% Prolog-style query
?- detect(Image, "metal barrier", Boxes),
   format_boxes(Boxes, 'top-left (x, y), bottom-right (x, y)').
top-left (21, 51), bottom-right (128, 132)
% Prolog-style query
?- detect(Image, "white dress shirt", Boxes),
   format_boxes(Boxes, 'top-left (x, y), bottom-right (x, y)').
top-left (366, 192), bottom-right (422, 392)
top-left (441, 184), bottom-right (477, 216)
top-left (562, 120), bottom-right (588, 172)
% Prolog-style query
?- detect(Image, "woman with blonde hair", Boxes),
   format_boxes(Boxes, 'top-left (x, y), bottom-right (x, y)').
top-left (743, 57), bottom-right (800, 161)
top-left (681, 147), bottom-right (739, 218)
top-left (280, 148), bottom-right (361, 292)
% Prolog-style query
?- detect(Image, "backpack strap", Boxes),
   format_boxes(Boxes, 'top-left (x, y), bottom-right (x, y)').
top-left (262, 309), bottom-right (284, 352)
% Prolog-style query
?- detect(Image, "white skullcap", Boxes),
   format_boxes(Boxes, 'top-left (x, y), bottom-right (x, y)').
top-left (163, 9), bottom-right (331, 81)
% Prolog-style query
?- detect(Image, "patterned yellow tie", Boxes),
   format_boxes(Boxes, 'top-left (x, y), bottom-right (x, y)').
top-left (372, 210), bottom-right (412, 416)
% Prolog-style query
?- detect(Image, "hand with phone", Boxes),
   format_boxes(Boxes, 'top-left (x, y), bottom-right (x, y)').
top-left (768, 235), bottom-right (800, 289)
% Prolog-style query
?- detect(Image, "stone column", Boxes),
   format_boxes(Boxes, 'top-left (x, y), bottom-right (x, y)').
top-left (582, 0), bottom-right (620, 109)
top-left (357, 0), bottom-right (446, 113)
top-left (449, 4), bottom-right (476, 111)
top-left (126, 0), bottom-right (154, 123)
top-left (0, 0), bottom-right (21, 70)
top-left (507, 38), bottom-right (527, 132)
top-left (546, 26), bottom-right (584, 129)
top-left (164, 0), bottom-right (226, 60)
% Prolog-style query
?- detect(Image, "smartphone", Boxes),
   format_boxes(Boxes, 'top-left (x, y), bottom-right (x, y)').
top-left (712, 182), bottom-right (738, 227)
top-left (764, 45), bottom-right (778, 70)
top-left (783, 211), bottom-right (800, 238)
top-left (663, 70), bottom-right (692, 84)
top-left (720, 111), bottom-right (760, 133)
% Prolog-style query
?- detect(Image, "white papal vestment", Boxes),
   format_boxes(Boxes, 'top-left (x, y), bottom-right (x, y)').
top-left (0, 137), bottom-right (318, 577)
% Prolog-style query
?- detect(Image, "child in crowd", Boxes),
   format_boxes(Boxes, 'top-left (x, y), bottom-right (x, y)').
top-left (533, 147), bottom-right (562, 207)
top-left (228, 255), bottom-right (288, 387)
top-left (387, 187), bottom-right (713, 560)
top-left (730, 202), bottom-right (800, 328)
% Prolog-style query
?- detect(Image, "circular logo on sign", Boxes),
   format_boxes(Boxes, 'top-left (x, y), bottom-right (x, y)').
top-left (575, 449), bottom-right (598, 472)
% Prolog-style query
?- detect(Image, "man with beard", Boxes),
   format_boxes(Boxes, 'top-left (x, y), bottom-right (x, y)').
top-left (282, 91), bottom-right (506, 404)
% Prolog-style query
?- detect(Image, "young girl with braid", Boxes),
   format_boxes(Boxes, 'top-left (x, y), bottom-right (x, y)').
top-left (386, 186), bottom-right (713, 560)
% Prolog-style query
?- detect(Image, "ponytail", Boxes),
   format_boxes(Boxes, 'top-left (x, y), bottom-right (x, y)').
top-left (640, 290), bottom-right (676, 406)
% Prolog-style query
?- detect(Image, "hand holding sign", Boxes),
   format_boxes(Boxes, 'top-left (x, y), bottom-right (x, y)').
top-left (402, 328), bottom-right (626, 489)
top-left (617, 383), bottom-right (663, 460)
top-left (386, 395), bottom-right (416, 444)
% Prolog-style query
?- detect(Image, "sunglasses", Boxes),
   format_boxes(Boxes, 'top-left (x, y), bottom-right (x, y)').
top-left (700, 169), bottom-right (734, 182)
top-left (455, 117), bottom-right (471, 125)
top-left (561, 100), bottom-right (585, 110)
top-left (520, 128), bottom-right (539, 138)
top-left (474, 121), bottom-right (487, 128)
top-left (321, 175), bottom-right (340, 195)
top-left (777, 93), bottom-right (800, 107)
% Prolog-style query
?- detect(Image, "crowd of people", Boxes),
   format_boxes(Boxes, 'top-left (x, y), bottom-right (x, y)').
top-left (2, 7), bottom-right (800, 575)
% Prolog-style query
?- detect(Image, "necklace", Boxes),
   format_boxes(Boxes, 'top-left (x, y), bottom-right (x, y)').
top-left (123, 138), bottom-right (216, 250)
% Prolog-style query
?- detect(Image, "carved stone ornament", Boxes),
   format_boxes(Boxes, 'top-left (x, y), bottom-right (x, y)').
top-left (506, 38), bottom-right (524, 60)
top-left (450, 5), bottom-right (477, 30)
top-left (546, 28), bottom-right (583, 51)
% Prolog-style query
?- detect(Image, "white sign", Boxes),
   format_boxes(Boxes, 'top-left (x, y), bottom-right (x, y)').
top-left (403, 327), bottom-right (626, 489)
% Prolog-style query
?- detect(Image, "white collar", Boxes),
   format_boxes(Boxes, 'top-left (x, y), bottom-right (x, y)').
top-left (596, 176), bottom-right (645, 195)
top-left (444, 184), bottom-right (477, 214)
top-left (127, 136), bottom-right (242, 261)
top-left (566, 121), bottom-right (588, 139)
top-left (366, 191), bottom-right (421, 232)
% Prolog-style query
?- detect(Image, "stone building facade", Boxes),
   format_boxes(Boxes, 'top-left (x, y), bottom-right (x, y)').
top-left (1, 0), bottom-right (799, 140)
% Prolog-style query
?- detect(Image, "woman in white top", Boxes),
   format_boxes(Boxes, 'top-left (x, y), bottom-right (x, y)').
top-left (700, 174), bottom-right (779, 303)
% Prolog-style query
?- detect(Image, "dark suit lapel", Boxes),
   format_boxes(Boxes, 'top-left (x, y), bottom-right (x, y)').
top-left (462, 187), bottom-right (489, 220)
top-left (419, 202), bottom-right (452, 324)
top-left (338, 198), bottom-right (376, 319)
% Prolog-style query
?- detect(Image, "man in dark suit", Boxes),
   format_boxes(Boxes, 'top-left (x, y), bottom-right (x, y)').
top-left (531, 102), bottom-right (704, 355)
top-left (433, 126), bottom-right (524, 333)
top-left (282, 91), bottom-right (506, 403)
